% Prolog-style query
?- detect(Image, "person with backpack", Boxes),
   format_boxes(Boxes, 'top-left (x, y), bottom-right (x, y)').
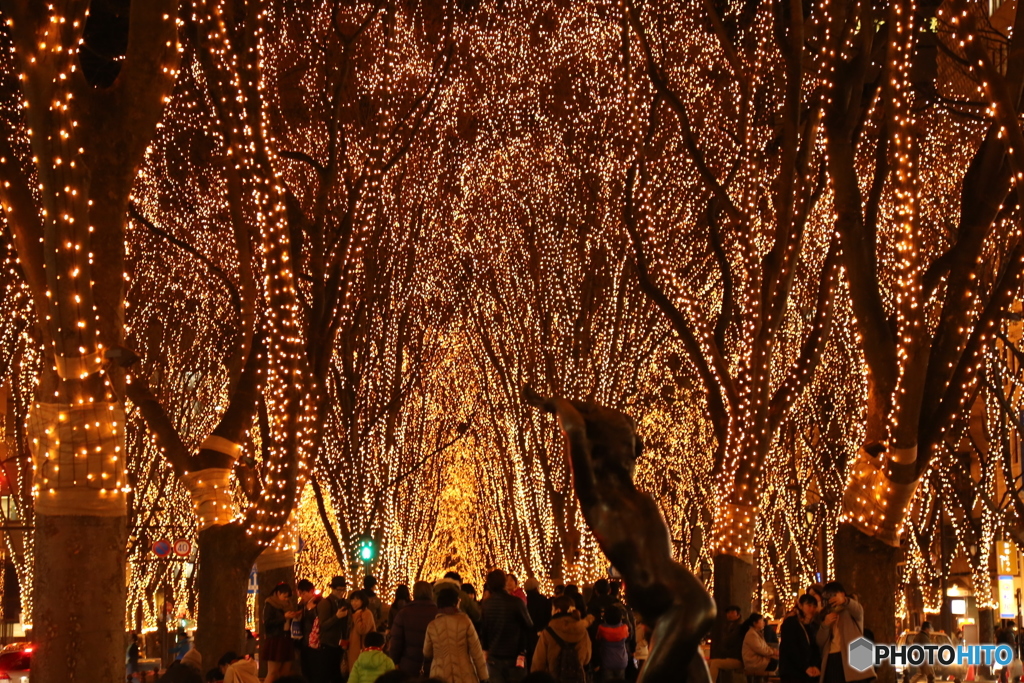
top-left (531, 596), bottom-right (594, 683)
top-left (594, 606), bottom-right (630, 682)
top-left (297, 579), bottom-right (324, 681)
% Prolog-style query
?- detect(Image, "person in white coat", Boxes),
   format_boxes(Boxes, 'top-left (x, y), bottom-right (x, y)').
top-left (742, 614), bottom-right (779, 675)
top-left (424, 587), bottom-right (489, 683)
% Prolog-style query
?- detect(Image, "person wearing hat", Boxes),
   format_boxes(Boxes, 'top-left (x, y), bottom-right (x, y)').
top-left (317, 576), bottom-right (352, 683)
top-left (524, 578), bottom-right (551, 670)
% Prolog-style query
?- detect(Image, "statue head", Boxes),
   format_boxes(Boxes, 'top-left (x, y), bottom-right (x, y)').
top-left (523, 386), bottom-right (641, 485)
top-left (566, 400), bottom-right (641, 484)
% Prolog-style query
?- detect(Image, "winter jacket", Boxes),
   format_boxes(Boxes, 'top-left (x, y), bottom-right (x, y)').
top-left (263, 598), bottom-right (291, 639)
top-left (389, 599), bottom-right (410, 630)
top-left (779, 615), bottom-right (819, 683)
top-left (587, 595), bottom-right (617, 622)
top-left (300, 595), bottom-right (322, 646)
top-left (511, 587), bottom-right (528, 604)
top-left (742, 628), bottom-right (777, 672)
top-left (390, 597), bottom-right (440, 675)
top-left (367, 593), bottom-right (387, 630)
top-left (595, 623), bottom-right (630, 671)
top-left (317, 594), bottom-right (350, 648)
top-left (350, 649), bottom-right (396, 683)
top-left (532, 613), bottom-right (593, 674)
top-left (423, 609), bottom-right (489, 683)
top-left (710, 618), bottom-right (743, 660)
top-left (816, 598), bottom-right (874, 682)
top-left (526, 590), bottom-right (551, 634)
top-left (347, 608), bottom-right (379, 672)
top-left (480, 590), bottom-right (534, 660)
top-left (434, 578), bottom-right (482, 624)
top-left (224, 658), bottom-right (260, 683)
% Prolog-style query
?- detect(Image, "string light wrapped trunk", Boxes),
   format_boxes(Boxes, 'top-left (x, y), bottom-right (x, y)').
top-left (0, 1), bottom-right (178, 679)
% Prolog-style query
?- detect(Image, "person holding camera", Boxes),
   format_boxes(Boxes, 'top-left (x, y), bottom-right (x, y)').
top-left (816, 582), bottom-right (875, 683)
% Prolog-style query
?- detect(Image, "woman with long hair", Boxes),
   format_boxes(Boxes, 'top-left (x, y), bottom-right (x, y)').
top-left (262, 582), bottom-right (296, 683)
top-left (389, 585), bottom-right (412, 631)
top-left (346, 590), bottom-right (379, 674)
top-left (780, 595), bottom-right (822, 683)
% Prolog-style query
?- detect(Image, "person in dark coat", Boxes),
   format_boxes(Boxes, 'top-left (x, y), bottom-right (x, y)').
top-left (296, 579), bottom-right (324, 682)
top-left (480, 569), bottom-right (534, 683)
top-left (524, 578), bottom-right (551, 670)
top-left (389, 580), bottom-right (439, 676)
top-left (563, 585), bottom-right (586, 614)
top-left (316, 577), bottom-right (351, 683)
top-left (708, 605), bottom-right (743, 683)
top-left (587, 580), bottom-right (617, 623)
top-left (779, 594), bottom-right (821, 683)
top-left (389, 585), bottom-right (412, 631)
top-left (262, 582), bottom-right (296, 683)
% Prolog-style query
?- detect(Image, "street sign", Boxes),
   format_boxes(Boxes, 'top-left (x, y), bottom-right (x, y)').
top-left (152, 539), bottom-right (171, 558)
top-left (247, 566), bottom-right (258, 594)
top-left (999, 575), bottom-right (1016, 618)
top-left (172, 539), bottom-right (192, 558)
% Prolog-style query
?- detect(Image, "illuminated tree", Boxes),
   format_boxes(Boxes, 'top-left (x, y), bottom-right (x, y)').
top-left (262, 0), bottom-right (475, 584)
top-left (109, 0), bottom-right (312, 661)
top-left (823, 0), bottom-right (1024, 646)
top-left (616, 0), bottom-right (840, 609)
top-left (0, 2), bottom-right (177, 680)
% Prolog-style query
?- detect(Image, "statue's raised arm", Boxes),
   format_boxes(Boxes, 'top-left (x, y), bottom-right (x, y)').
top-left (523, 386), bottom-right (715, 683)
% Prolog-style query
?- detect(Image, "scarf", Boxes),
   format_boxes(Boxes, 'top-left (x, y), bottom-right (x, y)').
top-left (267, 595), bottom-right (292, 611)
top-left (267, 595), bottom-right (294, 633)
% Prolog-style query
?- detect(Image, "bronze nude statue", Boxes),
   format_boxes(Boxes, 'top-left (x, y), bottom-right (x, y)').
top-left (523, 386), bottom-right (714, 683)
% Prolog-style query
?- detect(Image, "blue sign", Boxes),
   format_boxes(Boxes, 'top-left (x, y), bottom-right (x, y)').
top-left (247, 566), bottom-right (258, 594)
top-left (152, 540), bottom-right (172, 558)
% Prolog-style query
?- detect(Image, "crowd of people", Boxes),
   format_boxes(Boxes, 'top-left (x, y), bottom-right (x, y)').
top-left (707, 582), bottom-right (875, 683)
top-left (157, 570), bottom-right (649, 683)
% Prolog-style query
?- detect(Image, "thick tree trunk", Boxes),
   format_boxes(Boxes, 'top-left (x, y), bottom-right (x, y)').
top-left (834, 523), bottom-right (899, 683)
top-left (713, 553), bottom-right (756, 618)
top-left (33, 513), bottom-right (127, 683)
top-left (194, 524), bottom-right (262, 669)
